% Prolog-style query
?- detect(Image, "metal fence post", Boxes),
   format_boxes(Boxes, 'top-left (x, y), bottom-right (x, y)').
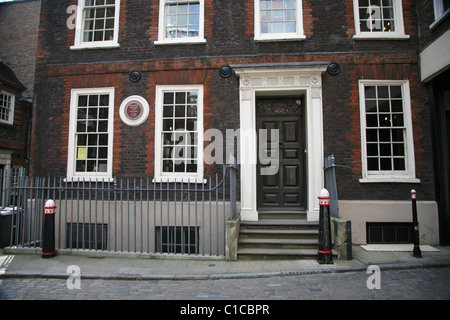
top-left (228, 154), bottom-right (237, 219)
top-left (411, 190), bottom-right (422, 258)
top-left (318, 189), bottom-right (333, 264)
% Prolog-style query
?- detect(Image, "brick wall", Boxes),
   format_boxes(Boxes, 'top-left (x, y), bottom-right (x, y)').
top-left (417, 0), bottom-right (450, 51)
top-left (31, 0), bottom-right (435, 201)
top-left (0, 0), bottom-right (41, 100)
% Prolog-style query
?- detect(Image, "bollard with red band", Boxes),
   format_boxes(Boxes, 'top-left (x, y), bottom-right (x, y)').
top-left (42, 199), bottom-right (57, 258)
top-left (317, 189), bottom-right (333, 264)
top-left (411, 190), bottom-right (422, 258)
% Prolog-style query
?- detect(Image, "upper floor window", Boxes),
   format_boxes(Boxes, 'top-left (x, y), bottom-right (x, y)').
top-left (254, 0), bottom-right (305, 41)
top-left (156, 0), bottom-right (206, 45)
top-left (353, 0), bottom-right (409, 39)
top-left (71, 0), bottom-right (121, 50)
top-left (433, 0), bottom-right (450, 21)
top-left (0, 91), bottom-right (15, 125)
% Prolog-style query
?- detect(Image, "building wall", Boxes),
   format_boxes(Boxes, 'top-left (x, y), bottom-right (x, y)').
top-left (417, 0), bottom-right (450, 245)
top-left (0, 0), bottom-right (41, 100)
top-left (31, 0), bottom-right (439, 243)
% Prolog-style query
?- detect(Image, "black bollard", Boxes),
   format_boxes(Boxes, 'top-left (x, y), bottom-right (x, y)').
top-left (42, 199), bottom-right (57, 258)
top-left (411, 190), bottom-right (422, 258)
top-left (318, 189), bottom-right (333, 264)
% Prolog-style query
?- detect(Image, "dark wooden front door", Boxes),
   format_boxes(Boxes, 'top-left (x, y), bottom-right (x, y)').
top-left (256, 97), bottom-right (306, 211)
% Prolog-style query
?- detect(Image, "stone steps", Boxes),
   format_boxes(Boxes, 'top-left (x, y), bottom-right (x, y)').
top-left (237, 212), bottom-right (324, 260)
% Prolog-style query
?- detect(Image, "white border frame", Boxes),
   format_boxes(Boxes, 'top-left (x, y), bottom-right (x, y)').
top-left (154, 85), bottom-right (204, 183)
top-left (254, 0), bottom-right (306, 42)
top-left (358, 79), bottom-right (420, 183)
top-left (155, 0), bottom-right (206, 45)
top-left (67, 87), bottom-right (115, 181)
top-left (119, 95), bottom-right (150, 126)
top-left (0, 91), bottom-right (15, 125)
top-left (71, 0), bottom-right (121, 50)
top-left (352, 0), bottom-right (409, 40)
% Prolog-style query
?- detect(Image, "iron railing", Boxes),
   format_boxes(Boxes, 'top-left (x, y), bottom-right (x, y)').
top-left (2, 165), bottom-right (237, 257)
top-left (324, 154), bottom-right (350, 218)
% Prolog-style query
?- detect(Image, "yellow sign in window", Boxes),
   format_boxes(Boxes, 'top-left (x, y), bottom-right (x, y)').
top-left (77, 147), bottom-right (87, 159)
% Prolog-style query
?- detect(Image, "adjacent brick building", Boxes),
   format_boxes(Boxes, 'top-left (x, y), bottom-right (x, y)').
top-left (0, 0), bottom-right (40, 195)
top-left (417, 0), bottom-right (450, 245)
top-left (31, 0), bottom-right (442, 246)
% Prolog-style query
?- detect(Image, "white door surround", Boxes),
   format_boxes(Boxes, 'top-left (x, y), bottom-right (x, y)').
top-left (232, 62), bottom-right (328, 222)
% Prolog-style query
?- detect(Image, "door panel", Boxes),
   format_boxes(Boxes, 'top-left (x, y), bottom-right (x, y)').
top-left (256, 97), bottom-right (306, 211)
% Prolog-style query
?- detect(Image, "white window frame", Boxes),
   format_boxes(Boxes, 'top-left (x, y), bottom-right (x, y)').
top-left (154, 85), bottom-right (204, 183)
top-left (71, 0), bottom-right (121, 50)
top-left (0, 91), bottom-right (15, 125)
top-left (434, 0), bottom-right (450, 20)
top-left (155, 0), bottom-right (206, 45)
top-left (254, 0), bottom-right (305, 42)
top-left (352, 0), bottom-right (409, 40)
top-left (67, 87), bottom-right (115, 181)
top-left (359, 80), bottom-right (419, 183)
top-left (431, 0), bottom-right (450, 28)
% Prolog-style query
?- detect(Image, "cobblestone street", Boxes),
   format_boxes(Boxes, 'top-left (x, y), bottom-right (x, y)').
top-left (1, 267), bottom-right (449, 301)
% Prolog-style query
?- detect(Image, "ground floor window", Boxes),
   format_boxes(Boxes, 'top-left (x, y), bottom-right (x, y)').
top-left (67, 88), bottom-right (115, 180)
top-left (359, 80), bottom-right (419, 183)
top-left (367, 222), bottom-right (412, 244)
top-left (155, 226), bottom-right (199, 254)
top-left (154, 85), bottom-right (204, 182)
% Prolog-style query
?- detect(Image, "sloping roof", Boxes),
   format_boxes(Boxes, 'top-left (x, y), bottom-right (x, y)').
top-left (0, 60), bottom-right (27, 91)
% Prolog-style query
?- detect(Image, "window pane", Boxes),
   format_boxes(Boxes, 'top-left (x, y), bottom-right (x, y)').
top-left (390, 86), bottom-right (402, 98)
top-left (74, 93), bottom-right (111, 174)
top-left (366, 129), bottom-right (378, 142)
top-left (159, 89), bottom-right (200, 176)
top-left (285, 0), bottom-right (296, 9)
top-left (377, 86), bottom-right (389, 98)
top-left (392, 143), bottom-right (405, 156)
top-left (358, 0), bottom-right (397, 33)
top-left (164, 106), bottom-right (173, 117)
top-left (82, 1), bottom-right (116, 43)
top-left (259, 0), bottom-right (297, 34)
top-left (380, 158), bottom-right (392, 170)
top-left (363, 83), bottom-right (408, 173)
top-left (368, 158), bottom-right (379, 170)
top-left (391, 100), bottom-right (403, 112)
top-left (367, 143), bottom-right (378, 156)
top-left (164, 1), bottom-right (201, 39)
top-left (393, 158), bottom-right (405, 170)
top-left (365, 86), bottom-right (376, 99)
top-left (366, 114), bottom-right (378, 127)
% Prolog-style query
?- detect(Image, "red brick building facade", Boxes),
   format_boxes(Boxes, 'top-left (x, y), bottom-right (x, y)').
top-left (31, 0), bottom-right (441, 245)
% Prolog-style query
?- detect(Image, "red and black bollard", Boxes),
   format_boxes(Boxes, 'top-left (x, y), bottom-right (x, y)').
top-left (42, 199), bottom-right (57, 258)
top-left (411, 190), bottom-right (422, 258)
top-left (318, 189), bottom-right (333, 264)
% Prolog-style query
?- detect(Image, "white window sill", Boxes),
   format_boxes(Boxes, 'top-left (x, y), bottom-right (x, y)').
top-left (353, 34), bottom-right (410, 40)
top-left (359, 177), bottom-right (421, 184)
top-left (152, 177), bottom-right (207, 184)
top-left (64, 176), bottom-right (114, 183)
top-left (254, 34), bottom-right (306, 42)
top-left (154, 38), bottom-right (206, 46)
top-left (70, 43), bottom-right (121, 51)
top-left (0, 120), bottom-right (14, 126)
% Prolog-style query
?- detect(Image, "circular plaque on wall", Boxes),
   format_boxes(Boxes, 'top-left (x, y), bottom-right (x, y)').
top-left (119, 96), bottom-right (149, 126)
